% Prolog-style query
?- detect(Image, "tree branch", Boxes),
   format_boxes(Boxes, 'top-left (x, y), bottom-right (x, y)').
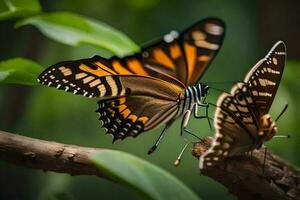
top-left (192, 137), bottom-right (300, 200)
top-left (0, 131), bottom-right (111, 181)
top-left (1, 131), bottom-right (299, 200)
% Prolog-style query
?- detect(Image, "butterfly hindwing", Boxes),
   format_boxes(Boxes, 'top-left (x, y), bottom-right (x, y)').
top-left (91, 75), bottom-right (184, 141)
top-left (97, 93), bottom-right (181, 141)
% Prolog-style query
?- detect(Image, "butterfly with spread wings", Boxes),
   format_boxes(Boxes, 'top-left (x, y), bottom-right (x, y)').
top-left (199, 41), bottom-right (286, 169)
top-left (38, 18), bottom-right (225, 153)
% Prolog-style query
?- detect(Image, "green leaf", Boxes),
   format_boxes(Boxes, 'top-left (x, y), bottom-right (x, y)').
top-left (0, 57), bottom-right (43, 85)
top-left (90, 150), bottom-right (200, 200)
top-left (17, 12), bottom-right (140, 56)
top-left (0, 0), bottom-right (41, 20)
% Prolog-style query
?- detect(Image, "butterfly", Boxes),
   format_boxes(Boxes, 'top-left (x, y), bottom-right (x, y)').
top-left (37, 18), bottom-right (225, 153)
top-left (199, 41), bottom-right (286, 169)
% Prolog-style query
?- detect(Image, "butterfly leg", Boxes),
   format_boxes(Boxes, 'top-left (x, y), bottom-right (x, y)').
top-left (147, 120), bottom-right (174, 154)
top-left (194, 103), bottom-right (212, 130)
top-left (262, 146), bottom-right (268, 176)
top-left (180, 107), bottom-right (202, 140)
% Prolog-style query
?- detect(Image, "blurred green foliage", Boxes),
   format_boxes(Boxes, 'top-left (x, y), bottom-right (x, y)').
top-left (91, 150), bottom-right (200, 200)
top-left (0, 0), bottom-right (41, 20)
top-left (17, 12), bottom-right (139, 56)
top-left (0, 0), bottom-right (300, 200)
top-left (0, 57), bottom-right (42, 85)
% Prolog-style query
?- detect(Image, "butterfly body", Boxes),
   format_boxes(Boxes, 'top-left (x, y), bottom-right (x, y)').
top-left (199, 41), bottom-right (286, 169)
top-left (38, 18), bottom-right (225, 150)
top-left (258, 114), bottom-right (277, 143)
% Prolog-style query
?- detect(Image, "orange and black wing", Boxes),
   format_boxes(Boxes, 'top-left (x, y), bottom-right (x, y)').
top-left (95, 75), bottom-right (184, 141)
top-left (100, 18), bottom-right (225, 86)
top-left (97, 94), bottom-right (181, 141)
top-left (138, 17), bottom-right (225, 86)
top-left (38, 59), bottom-right (185, 140)
top-left (38, 56), bottom-right (126, 99)
top-left (39, 18), bottom-right (225, 90)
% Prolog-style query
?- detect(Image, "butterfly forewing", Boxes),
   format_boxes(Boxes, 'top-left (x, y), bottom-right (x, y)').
top-left (244, 41), bottom-right (286, 114)
top-left (140, 18), bottom-right (225, 86)
top-left (38, 56), bottom-right (126, 99)
top-left (181, 18), bottom-right (225, 85)
top-left (108, 54), bottom-right (184, 87)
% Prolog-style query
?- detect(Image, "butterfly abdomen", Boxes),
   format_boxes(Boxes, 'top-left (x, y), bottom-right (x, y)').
top-left (258, 114), bottom-right (277, 142)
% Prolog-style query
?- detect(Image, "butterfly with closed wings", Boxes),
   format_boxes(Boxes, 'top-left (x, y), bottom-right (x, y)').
top-left (38, 18), bottom-right (225, 153)
top-left (199, 41), bottom-right (286, 169)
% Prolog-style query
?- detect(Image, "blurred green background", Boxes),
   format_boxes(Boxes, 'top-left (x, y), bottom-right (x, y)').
top-left (1, 0), bottom-right (300, 199)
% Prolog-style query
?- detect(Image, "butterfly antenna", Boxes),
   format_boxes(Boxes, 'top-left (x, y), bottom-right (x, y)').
top-left (275, 103), bottom-right (288, 122)
top-left (205, 80), bottom-right (244, 85)
top-left (208, 86), bottom-right (231, 95)
top-left (274, 135), bottom-right (291, 139)
top-left (207, 117), bottom-right (212, 131)
top-left (183, 128), bottom-right (202, 140)
top-left (208, 102), bottom-right (218, 108)
top-left (174, 142), bottom-right (189, 167)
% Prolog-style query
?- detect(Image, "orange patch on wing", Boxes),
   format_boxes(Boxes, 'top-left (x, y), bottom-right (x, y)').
top-left (112, 60), bottom-right (132, 74)
top-left (121, 108), bottom-right (131, 118)
top-left (118, 104), bottom-right (127, 112)
top-left (153, 49), bottom-right (175, 70)
top-left (118, 97), bottom-right (126, 104)
top-left (94, 61), bottom-right (116, 74)
top-left (170, 44), bottom-right (181, 59)
top-left (128, 114), bottom-right (138, 122)
top-left (184, 42), bottom-right (197, 80)
top-left (198, 55), bottom-right (210, 62)
top-left (127, 59), bottom-right (149, 76)
top-left (79, 64), bottom-right (110, 76)
top-left (138, 116), bottom-right (149, 124)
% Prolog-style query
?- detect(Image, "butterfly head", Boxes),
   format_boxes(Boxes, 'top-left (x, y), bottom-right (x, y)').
top-left (259, 114), bottom-right (278, 142)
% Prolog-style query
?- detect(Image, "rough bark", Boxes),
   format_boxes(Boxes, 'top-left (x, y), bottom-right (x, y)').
top-left (192, 138), bottom-right (300, 200)
top-left (0, 131), bottom-right (111, 180)
top-left (1, 130), bottom-right (300, 200)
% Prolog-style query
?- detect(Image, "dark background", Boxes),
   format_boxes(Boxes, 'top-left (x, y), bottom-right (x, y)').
top-left (1, 0), bottom-right (300, 199)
